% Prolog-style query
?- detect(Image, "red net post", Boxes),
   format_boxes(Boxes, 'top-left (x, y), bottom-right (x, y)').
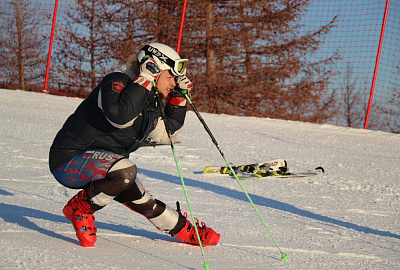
top-left (43, 0), bottom-right (59, 94)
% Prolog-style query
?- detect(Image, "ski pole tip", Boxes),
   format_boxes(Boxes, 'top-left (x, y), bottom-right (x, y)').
top-left (203, 262), bottom-right (210, 269)
top-left (281, 253), bottom-right (288, 262)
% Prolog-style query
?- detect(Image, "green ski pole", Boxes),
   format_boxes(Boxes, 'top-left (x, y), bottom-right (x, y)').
top-left (153, 85), bottom-right (211, 270)
top-left (185, 93), bottom-right (288, 262)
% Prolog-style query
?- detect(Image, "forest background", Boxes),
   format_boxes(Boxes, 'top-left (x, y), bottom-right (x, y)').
top-left (1, 0), bottom-right (399, 133)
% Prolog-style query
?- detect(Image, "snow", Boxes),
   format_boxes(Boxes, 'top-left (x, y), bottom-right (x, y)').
top-left (0, 88), bottom-right (399, 270)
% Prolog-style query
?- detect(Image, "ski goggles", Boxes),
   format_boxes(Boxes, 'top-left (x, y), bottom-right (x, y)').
top-left (141, 44), bottom-right (188, 76)
top-left (171, 58), bottom-right (188, 76)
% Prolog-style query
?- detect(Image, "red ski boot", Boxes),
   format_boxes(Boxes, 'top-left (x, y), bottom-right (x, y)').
top-left (172, 203), bottom-right (220, 246)
top-left (63, 189), bottom-right (97, 247)
top-left (174, 218), bottom-right (220, 246)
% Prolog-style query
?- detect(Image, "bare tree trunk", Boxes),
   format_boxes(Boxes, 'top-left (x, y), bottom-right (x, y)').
top-left (90, 0), bottom-right (96, 90)
top-left (14, 0), bottom-right (25, 90)
top-left (206, 0), bottom-right (217, 113)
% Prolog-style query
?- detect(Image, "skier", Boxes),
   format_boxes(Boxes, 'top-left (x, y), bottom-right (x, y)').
top-left (49, 43), bottom-right (220, 248)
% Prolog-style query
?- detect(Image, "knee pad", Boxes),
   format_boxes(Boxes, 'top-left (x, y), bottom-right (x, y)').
top-left (107, 158), bottom-right (137, 184)
top-left (88, 158), bottom-right (137, 207)
top-left (129, 196), bottom-right (164, 218)
top-left (113, 176), bottom-right (147, 203)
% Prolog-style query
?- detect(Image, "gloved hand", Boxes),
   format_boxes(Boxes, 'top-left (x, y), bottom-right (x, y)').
top-left (133, 57), bottom-right (161, 91)
top-left (168, 75), bottom-right (193, 106)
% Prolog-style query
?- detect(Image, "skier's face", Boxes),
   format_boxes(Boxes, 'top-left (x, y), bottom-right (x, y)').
top-left (156, 70), bottom-right (176, 99)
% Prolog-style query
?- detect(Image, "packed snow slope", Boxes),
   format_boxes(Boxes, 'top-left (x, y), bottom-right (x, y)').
top-left (0, 89), bottom-right (399, 270)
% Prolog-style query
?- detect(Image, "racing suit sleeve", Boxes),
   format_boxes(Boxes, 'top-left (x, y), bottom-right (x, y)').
top-left (97, 72), bottom-right (149, 128)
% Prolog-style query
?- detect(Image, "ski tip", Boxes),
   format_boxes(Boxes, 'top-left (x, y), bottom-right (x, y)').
top-left (315, 166), bottom-right (325, 173)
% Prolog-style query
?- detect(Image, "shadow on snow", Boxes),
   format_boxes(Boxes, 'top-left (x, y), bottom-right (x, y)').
top-left (0, 202), bottom-right (195, 268)
top-left (138, 168), bottom-right (400, 240)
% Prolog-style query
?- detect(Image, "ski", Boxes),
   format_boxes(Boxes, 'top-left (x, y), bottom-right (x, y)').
top-left (203, 158), bottom-right (287, 175)
top-left (236, 167), bottom-right (325, 180)
top-left (141, 140), bottom-right (181, 147)
top-left (203, 159), bottom-right (324, 179)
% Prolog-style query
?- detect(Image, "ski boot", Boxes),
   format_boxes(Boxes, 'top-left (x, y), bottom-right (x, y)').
top-left (255, 160), bottom-right (289, 177)
top-left (63, 189), bottom-right (97, 247)
top-left (171, 202), bottom-right (220, 246)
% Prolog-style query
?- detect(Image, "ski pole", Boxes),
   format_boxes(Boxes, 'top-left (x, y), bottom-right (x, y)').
top-left (153, 85), bottom-right (211, 270)
top-left (185, 93), bottom-right (288, 262)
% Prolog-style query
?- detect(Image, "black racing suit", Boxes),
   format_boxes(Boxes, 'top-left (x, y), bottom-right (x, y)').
top-left (49, 70), bottom-right (187, 172)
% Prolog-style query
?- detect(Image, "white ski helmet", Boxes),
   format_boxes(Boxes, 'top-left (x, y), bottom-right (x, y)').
top-left (137, 43), bottom-right (188, 76)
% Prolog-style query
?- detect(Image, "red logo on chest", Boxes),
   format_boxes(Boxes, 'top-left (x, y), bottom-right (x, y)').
top-left (112, 81), bottom-right (125, 93)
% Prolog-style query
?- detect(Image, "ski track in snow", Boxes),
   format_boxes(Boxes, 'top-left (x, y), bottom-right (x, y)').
top-left (0, 89), bottom-right (399, 270)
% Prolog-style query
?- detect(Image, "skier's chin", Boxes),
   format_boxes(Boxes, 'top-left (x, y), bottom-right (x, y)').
top-left (158, 91), bottom-right (168, 100)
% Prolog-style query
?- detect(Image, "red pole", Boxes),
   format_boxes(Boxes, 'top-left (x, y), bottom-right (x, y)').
top-left (43, 0), bottom-right (59, 93)
top-left (364, 0), bottom-right (390, 129)
top-left (176, 0), bottom-right (188, 54)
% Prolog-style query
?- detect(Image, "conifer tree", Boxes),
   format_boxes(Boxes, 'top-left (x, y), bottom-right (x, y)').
top-left (0, 0), bottom-right (46, 91)
top-left (183, 0), bottom-right (339, 122)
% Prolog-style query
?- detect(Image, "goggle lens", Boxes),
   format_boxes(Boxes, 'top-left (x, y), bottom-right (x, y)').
top-left (175, 60), bottom-right (188, 75)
